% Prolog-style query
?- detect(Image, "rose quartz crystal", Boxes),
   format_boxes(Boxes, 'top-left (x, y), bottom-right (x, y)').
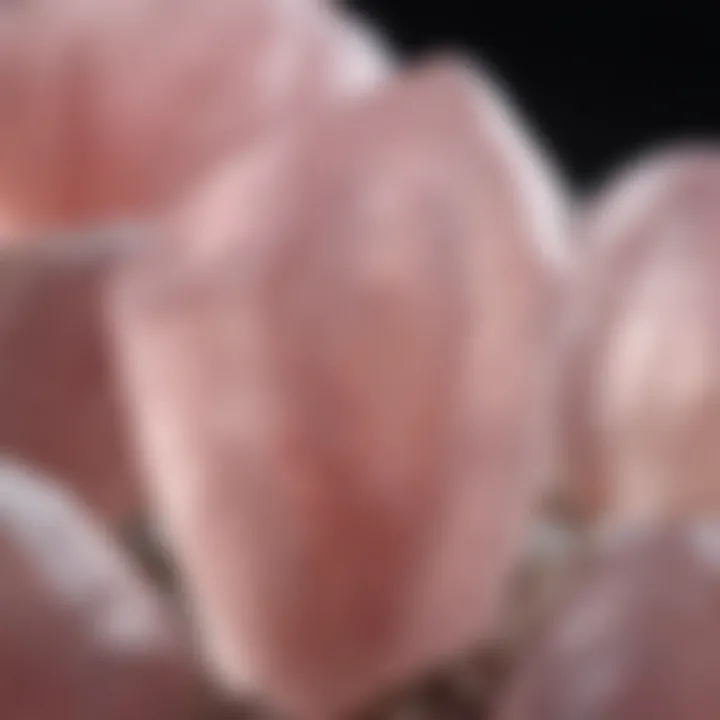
top-left (559, 147), bottom-right (720, 529)
top-left (0, 0), bottom-right (389, 237)
top-left (0, 231), bottom-right (142, 525)
top-left (0, 458), bottom-right (197, 719)
top-left (497, 521), bottom-right (720, 720)
top-left (109, 56), bottom-right (568, 718)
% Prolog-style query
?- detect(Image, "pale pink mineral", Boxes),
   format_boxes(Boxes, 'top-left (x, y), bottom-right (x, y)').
top-left (110, 56), bottom-right (568, 717)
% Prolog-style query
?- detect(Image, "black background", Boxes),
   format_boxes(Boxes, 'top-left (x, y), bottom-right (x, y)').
top-left (347, 4), bottom-right (720, 192)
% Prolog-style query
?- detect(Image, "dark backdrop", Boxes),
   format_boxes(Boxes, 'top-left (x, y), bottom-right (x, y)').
top-left (347, 4), bottom-right (720, 192)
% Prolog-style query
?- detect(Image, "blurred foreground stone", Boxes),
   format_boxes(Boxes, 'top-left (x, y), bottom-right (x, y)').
top-left (0, 459), bottom-right (198, 719)
top-left (0, 0), bottom-right (390, 236)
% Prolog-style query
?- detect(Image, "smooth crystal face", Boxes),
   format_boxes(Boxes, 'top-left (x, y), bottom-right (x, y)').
top-left (497, 522), bottom-right (720, 720)
top-left (0, 459), bottom-right (197, 720)
top-left (0, 232), bottom-right (142, 525)
top-left (110, 55), bottom-right (567, 718)
top-left (560, 148), bottom-right (720, 529)
top-left (0, 0), bottom-right (390, 236)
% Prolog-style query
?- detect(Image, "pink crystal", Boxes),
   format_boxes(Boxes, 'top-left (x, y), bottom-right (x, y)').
top-left (110, 56), bottom-right (568, 717)
top-left (559, 146), bottom-right (720, 529)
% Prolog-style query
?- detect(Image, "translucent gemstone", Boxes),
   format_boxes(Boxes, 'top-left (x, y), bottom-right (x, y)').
top-left (110, 56), bottom-right (568, 718)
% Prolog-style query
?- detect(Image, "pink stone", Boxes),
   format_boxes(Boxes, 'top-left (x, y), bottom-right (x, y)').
top-left (497, 522), bottom-right (720, 720)
top-left (0, 458), bottom-right (198, 719)
top-left (109, 56), bottom-right (568, 718)
top-left (559, 146), bottom-right (720, 529)
top-left (0, 231), bottom-right (142, 525)
top-left (0, 0), bottom-right (390, 237)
